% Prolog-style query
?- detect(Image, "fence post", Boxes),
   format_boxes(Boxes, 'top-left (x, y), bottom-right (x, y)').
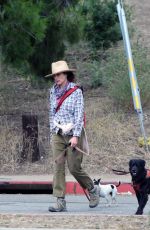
top-left (21, 115), bottom-right (40, 162)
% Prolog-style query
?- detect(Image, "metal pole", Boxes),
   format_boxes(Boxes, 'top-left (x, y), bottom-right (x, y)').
top-left (117, 1), bottom-right (148, 150)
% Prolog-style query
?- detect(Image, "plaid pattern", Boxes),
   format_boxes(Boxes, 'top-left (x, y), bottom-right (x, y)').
top-left (49, 82), bottom-right (84, 137)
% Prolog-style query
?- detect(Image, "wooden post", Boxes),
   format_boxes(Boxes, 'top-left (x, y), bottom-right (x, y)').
top-left (21, 115), bottom-right (40, 162)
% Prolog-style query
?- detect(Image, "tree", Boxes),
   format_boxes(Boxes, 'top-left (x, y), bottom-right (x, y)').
top-left (0, 0), bottom-right (47, 68)
top-left (0, 0), bottom-right (125, 77)
top-left (0, 0), bottom-right (82, 76)
top-left (82, 0), bottom-right (122, 49)
top-left (30, 0), bottom-right (82, 76)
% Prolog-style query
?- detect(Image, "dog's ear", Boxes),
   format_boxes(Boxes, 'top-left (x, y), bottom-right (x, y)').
top-left (129, 159), bottom-right (134, 168)
top-left (139, 159), bottom-right (146, 168)
top-left (98, 178), bottom-right (101, 183)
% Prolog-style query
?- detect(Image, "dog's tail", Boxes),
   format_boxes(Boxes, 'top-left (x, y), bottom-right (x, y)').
top-left (116, 181), bottom-right (121, 187)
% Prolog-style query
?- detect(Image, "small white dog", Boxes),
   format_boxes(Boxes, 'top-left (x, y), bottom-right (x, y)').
top-left (93, 178), bottom-right (121, 206)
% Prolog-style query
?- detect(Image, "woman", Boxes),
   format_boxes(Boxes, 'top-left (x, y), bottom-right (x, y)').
top-left (46, 60), bottom-right (99, 212)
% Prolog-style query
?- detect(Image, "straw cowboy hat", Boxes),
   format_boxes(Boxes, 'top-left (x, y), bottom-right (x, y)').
top-left (45, 60), bottom-right (76, 77)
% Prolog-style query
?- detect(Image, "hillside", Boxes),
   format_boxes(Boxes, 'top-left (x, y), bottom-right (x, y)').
top-left (0, 0), bottom-right (150, 175)
top-left (1, 65), bottom-right (150, 175)
top-left (125, 0), bottom-right (150, 47)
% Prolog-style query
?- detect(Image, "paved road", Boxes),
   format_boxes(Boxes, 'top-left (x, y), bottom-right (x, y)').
top-left (0, 194), bottom-right (150, 215)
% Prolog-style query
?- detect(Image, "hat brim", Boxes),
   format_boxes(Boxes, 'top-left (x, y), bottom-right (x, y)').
top-left (44, 69), bottom-right (76, 78)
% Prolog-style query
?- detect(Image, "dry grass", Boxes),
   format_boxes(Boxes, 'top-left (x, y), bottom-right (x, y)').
top-left (1, 85), bottom-right (150, 175)
top-left (0, 65), bottom-right (53, 174)
top-left (1, 65), bottom-right (150, 175)
top-left (0, 117), bottom-right (23, 173)
top-left (0, 124), bottom-right (54, 174)
top-left (1, 0), bottom-right (150, 175)
top-left (83, 88), bottom-right (150, 175)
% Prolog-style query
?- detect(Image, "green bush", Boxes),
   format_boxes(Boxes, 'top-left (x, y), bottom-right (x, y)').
top-left (0, 0), bottom-right (82, 76)
top-left (30, 3), bottom-right (83, 76)
top-left (65, 42), bottom-right (104, 88)
top-left (84, 61), bottom-right (103, 88)
top-left (0, 0), bottom-right (46, 67)
top-left (83, 0), bottom-right (122, 49)
top-left (101, 44), bottom-right (150, 110)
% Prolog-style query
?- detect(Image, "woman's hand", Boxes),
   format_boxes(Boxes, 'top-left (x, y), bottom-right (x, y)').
top-left (69, 136), bottom-right (78, 148)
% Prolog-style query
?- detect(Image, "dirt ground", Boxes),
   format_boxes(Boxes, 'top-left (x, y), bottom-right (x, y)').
top-left (125, 0), bottom-right (150, 47)
top-left (0, 214), bottom-right (149, 229)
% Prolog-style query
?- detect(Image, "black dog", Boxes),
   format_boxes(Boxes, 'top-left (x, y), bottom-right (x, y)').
top-left (129, 159), bottom-right (150, 215)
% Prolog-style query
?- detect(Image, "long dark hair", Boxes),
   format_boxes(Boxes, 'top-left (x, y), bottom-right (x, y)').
top-left (65, 71), bottom-right (76, 82)
top-left (65, 71), bottom-right (84, 94)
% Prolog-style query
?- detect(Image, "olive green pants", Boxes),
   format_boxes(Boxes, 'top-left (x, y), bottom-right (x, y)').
top-left (51, 131), bottom-right (94, 197)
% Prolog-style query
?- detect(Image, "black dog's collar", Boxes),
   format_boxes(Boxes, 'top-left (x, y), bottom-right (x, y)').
top-left (132, 169), bottom-right (150, 191)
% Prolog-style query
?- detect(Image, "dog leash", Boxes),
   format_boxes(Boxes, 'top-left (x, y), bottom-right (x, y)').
top-left (103, 165), bottom-right (130, 175)
top-left (112, 169), bottom-right (130, 175)
top-left (82, 188), bottom-right (90, 201)
top-left (112, 168), bottom-right (150, 176)
top-left (75, 146), bottom-right (89, 156)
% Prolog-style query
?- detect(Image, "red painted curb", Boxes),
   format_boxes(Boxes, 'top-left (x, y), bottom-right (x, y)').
top-left (65, 182), bottom-right (135, 195)
top-left (0, 180), bottom-right (135, 194)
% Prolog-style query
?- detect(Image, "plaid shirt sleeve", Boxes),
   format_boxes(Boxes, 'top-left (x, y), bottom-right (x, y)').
top-left (73, 88), bottom-right (84, 137)
top-left (49, 88), bottom-right (55, 132)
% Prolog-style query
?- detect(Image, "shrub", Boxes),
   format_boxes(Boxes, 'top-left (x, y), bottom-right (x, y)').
top-left (0, 0), bottom-right (84, 77)
top-left (0, 0), bottom-right (46, 67)
top-left (84, 61), bottom-right (103, 88)
top-left (65, 42), bottom-right (104, 88)
top-left (83, 0), bottom-right (122, 49)
top-left (102, 44), bottom-right (150, 110)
